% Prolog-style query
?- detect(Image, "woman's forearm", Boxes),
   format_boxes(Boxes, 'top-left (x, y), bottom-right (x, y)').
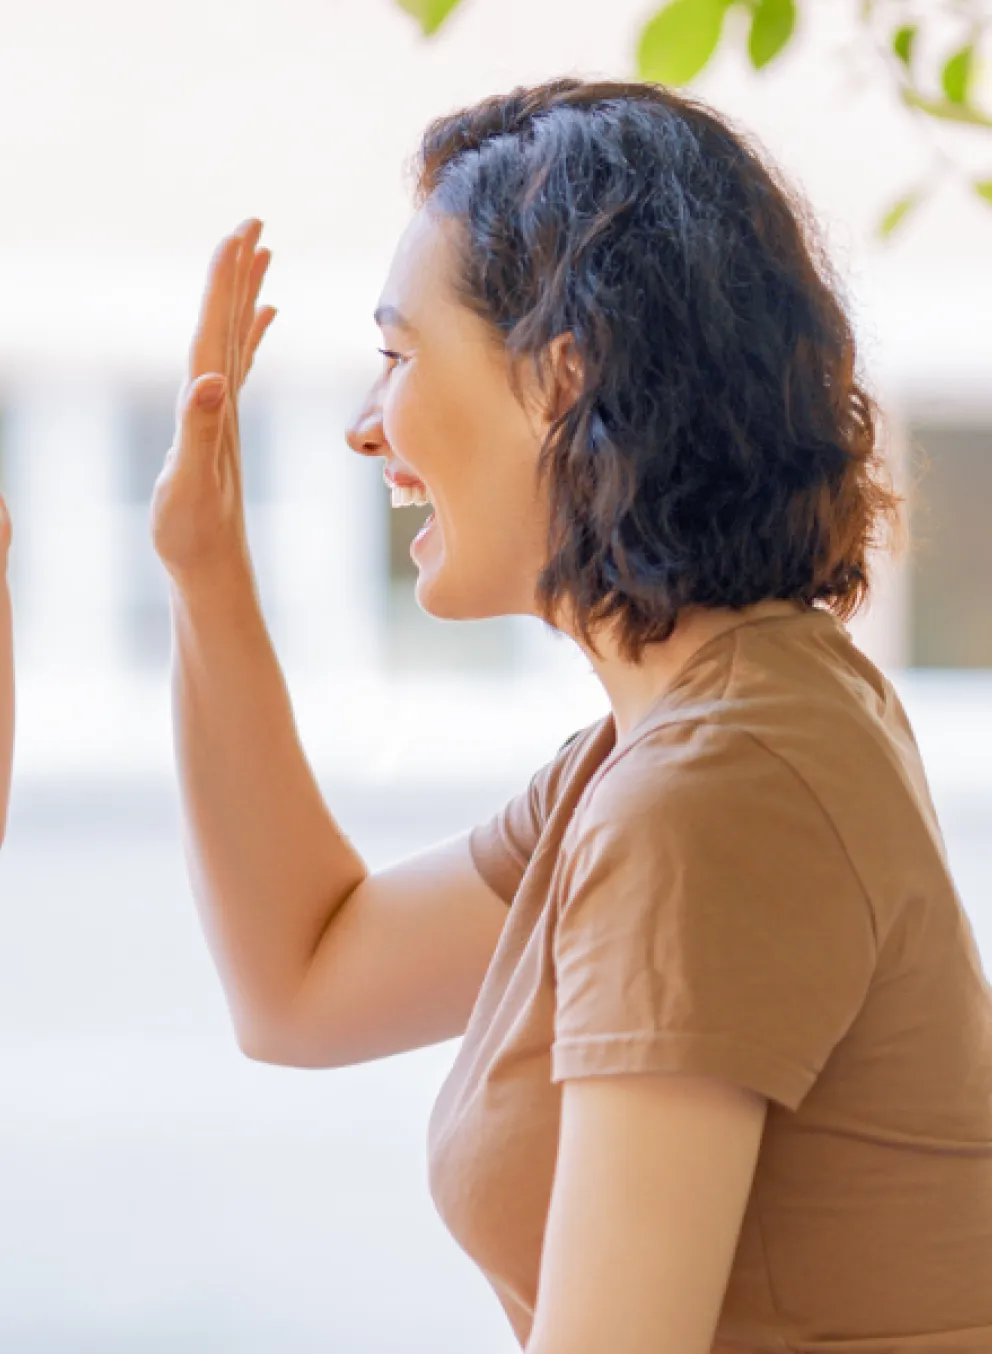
top-left (170, 565), bottom-right (368, 1042)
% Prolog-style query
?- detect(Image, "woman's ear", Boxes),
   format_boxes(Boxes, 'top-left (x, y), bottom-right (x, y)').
top-left (514, 331), bottom-right (585, 436)
top-left (544, 331), bottom-right (584, 423)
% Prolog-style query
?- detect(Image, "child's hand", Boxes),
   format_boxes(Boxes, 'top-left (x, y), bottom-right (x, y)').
top-left (0, 490), bottom-right (11, 571)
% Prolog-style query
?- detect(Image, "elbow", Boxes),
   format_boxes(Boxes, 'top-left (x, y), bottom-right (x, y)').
top-left (235, 1024), bottom-right (291, 1067)
top-left (233, 1015), bottom-right (300, 1067)
top-left (231, 1007), bottom-right (332, 1070)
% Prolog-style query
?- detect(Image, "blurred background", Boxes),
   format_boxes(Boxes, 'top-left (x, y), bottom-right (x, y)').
top-left (0, 0), bottom-right (989, 1349)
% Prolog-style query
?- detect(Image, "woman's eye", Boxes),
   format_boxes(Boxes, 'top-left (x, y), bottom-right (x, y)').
top-left (378, 348), bottom-right (405, 367)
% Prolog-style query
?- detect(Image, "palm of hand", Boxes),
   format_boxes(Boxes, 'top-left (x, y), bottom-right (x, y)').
top-left (151, 219), bottom-right (276, 586)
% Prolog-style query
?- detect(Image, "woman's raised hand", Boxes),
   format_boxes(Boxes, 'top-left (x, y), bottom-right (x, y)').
top-left (151, 219), bottom-right (277, 590)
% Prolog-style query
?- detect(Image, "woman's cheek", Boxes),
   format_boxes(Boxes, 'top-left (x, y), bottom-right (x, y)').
top-left (382, 371), bottom-right (419, 460)
top-left (390, 383), bottom-right (442, 491)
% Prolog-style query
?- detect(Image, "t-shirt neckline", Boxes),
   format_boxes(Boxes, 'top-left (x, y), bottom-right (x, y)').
top-left (614, 602), bottom-right (830, 752)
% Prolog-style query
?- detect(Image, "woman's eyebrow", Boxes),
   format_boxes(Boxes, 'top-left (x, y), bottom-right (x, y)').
top-left (374, 304), bottom-right (417, 334)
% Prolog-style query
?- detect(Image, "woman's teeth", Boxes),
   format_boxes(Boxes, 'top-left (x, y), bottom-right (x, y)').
top-left (390, 484), bottom-right (431, 509)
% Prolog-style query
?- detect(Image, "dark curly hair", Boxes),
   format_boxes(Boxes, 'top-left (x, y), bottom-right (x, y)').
top-left (411, 77), bottom-right (905, 663)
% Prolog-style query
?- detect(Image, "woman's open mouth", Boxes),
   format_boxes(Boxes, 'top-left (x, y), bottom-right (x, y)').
top-left (386, 475), bottom-right (438, 559)
top-left (410, 511), bottom-right (437, 557)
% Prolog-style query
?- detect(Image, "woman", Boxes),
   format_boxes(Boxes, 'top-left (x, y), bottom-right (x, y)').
top-left (150, 79), bottom-right (992, 1354)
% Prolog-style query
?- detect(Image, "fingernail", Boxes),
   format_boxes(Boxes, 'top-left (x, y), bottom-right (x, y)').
top-left (197, 378), bottom-right (226, 409)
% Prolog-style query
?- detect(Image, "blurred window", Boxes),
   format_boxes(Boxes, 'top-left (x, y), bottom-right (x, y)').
top-left (909, 421), bottom-right (992, 668)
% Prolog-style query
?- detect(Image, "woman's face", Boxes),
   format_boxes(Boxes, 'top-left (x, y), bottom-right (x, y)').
top-left (345, 208), bottom-right (553, 622)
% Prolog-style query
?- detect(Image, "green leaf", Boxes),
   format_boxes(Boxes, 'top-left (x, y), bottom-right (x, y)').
top-left (748, 0), bottom-right (796, 70)
top-left (941, 44), bottom-right (975, 106)
top-left (974, 179), bottom-right (992, 206)
top-left (637, 0), bottom-right (730, 86)
top-left (901, 89), bottom-right (992, 129)
top-left (892, 24), bottom-right (917, 68)
top-left (395, 0), bottom-right (462, 37)
top-left (877, 191), bottom-right (923, 240)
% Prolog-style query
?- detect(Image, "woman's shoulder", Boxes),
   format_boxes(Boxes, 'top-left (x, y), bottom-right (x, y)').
top-left (580, 717), bottom-right (779, 831)
top-left (589, 613), bottom-right (912, 821)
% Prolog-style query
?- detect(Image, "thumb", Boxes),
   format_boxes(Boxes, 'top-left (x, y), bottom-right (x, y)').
top-left (185, 373), bottom-right (228, 443)
top-left (172, 374), bottom-right (228, 475)
top-left (194, 374), bottom-right (227, 408)
top-left (163, 374), bottom-right (228, 478)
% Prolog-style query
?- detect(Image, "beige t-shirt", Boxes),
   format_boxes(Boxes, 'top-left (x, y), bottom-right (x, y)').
top-left (426, 605), bottom-right (992, 1352)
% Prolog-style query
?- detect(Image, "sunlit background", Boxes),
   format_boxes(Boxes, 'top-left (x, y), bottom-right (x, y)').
top-left (0, 1), bottom-right (989, 1349)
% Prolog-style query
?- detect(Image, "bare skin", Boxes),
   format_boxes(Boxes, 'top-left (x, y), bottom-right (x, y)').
top-left (151, 219), bottom-right (508, 1065)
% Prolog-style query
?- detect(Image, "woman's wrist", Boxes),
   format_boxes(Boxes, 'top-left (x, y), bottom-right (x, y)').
top-left (168, 552), bottom-right (260, 621)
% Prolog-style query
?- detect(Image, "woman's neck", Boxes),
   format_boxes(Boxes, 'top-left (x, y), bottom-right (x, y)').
top-left (582, 598), bottom-right (809, 745)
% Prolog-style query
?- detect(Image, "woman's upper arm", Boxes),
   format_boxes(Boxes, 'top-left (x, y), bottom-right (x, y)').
top-left (239, 730), bottom-right (583, 1069)
top-left (240, 830), bottom-right (510, 1067)
top-left (551, 732), bottom-right (876, 1109)
top-left (528, 1072), bottom-right (767, 1354)
top-left (525, 729), bottom-right (879, 1351)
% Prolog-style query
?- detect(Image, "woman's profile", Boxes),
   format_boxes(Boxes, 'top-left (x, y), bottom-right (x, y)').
top-left (150, 79), bottom-right (992, 1354)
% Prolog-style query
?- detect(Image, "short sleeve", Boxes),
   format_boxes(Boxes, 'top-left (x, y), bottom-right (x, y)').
top-left (468, 729), bottom-right (586, 905)
top-left (551, 731), bottom-right (878, 1112)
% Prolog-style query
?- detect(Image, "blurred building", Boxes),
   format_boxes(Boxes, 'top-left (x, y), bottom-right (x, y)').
top-left (3, 349), bottom-right (989, 693)
top-left (0, 0), bottom-right (988, 742)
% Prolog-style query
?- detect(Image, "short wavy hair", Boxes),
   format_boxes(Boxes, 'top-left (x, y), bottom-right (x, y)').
top-left (413, 77), bottom-right (905, 662)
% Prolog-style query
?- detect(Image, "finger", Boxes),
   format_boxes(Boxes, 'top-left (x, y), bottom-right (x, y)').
top-left (174, 373), bottom-right (228, 477)
top-left (230, 221), bottom-right (265, 377)
top-left (239, 248), bottom-right (272, 355)
top-left (234, 220), bottom-right (264, 317)
top-left (188, 234), bottom-right (238, 380)
top-left (188, 219), bottom-right (259, 384)
top-left (240, 307), bottom-right (278, 387)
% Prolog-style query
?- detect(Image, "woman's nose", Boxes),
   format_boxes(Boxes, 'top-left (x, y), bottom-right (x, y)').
top-left (345, 400), bottom-right (386, 459)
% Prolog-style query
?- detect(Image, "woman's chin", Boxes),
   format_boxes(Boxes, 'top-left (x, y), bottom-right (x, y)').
top-left (413, 563), bottom-right (498, 622)
top-left (414, 571), bottom-right (469, 620)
